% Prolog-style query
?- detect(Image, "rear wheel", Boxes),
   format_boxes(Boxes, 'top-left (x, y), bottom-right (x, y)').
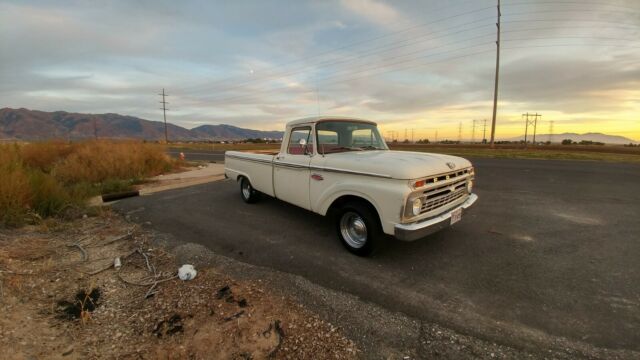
top-left (335, 201), bottom-right (383, 256)
top-left (239, 177), bottom-right (259, 203)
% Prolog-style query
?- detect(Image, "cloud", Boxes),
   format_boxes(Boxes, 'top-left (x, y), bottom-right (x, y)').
top-left (1, 0), bottom-right (638, 138)
top-left (340, 0), bottom-right (404, 28)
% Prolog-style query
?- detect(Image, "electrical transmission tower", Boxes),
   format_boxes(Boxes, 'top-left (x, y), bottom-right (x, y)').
top-left (482, 119), bottom-right (487, 143)
top-left (471, 120), bottom-right (479, 144)
top-left (548, 121), bottom-right (554, 143)
top-left (411, 129), bottom-right (415, 143)
top-left (458, 122), bottom-right (462, 143)
top-left (159, 88), bottom-right (169, 143)
top-left (522, 112), bottom-right (542, 147)
top-left (435, 130), bottom-right (438, 143)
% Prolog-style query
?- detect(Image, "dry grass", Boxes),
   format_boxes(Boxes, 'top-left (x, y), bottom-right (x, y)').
top-left (0, 140), bottom-right (179, 227)
top-left (389, 144), bottom-right (640, 163)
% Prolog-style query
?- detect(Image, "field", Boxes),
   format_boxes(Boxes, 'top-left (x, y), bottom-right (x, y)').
top-left (0, 140), bottom-right (179, 227)
top-left (170, 142), bottom-right (640, 163)
top-left (390, 143), bottom-right (640, 162)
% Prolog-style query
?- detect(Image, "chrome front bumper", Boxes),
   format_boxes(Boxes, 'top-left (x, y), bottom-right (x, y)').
top-left (394, 193), bottom-right (478, 242)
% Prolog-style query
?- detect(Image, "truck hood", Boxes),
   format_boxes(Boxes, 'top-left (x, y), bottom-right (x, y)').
top-left (318, 150), bottom-right (472, 180)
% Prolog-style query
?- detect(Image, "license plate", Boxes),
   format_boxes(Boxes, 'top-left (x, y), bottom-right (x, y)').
top-left (450, 208), bottom-right (462, 225)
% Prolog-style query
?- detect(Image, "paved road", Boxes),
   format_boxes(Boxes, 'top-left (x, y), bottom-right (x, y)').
top-left (167, 149), bottom-right (225, 162)
top-left (115, 158), bottom-right (640, 352)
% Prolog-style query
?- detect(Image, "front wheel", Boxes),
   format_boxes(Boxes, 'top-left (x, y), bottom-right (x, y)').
top-left (239, 177), bottom-right (260, 203)
top-left (335, 202), bottom-right (383, 256)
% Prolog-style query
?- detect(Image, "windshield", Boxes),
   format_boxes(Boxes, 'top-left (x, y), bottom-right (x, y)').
top-left (316, 121), bottom-right (388, 155)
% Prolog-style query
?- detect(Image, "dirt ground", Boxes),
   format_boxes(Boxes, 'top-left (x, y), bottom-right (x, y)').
top-left (0, 212), bottom-right (358, 359)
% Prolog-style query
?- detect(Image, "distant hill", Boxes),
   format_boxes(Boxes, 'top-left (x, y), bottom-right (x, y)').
top-left (505, 132), bottom-right (637, 145)
top-left (192, 124), bottom-right (283, 140)
top-left (0, 108), bottom-right (282, 141)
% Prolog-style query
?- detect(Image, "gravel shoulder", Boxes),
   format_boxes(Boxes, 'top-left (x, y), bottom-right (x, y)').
top-left (0, 213), bottom-right (356, 359)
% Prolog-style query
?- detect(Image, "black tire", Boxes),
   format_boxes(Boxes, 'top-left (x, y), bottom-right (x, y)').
top-left (239, 177), bottom-right (260, 203)
top-left (334, 201), bottom-right (383, 256)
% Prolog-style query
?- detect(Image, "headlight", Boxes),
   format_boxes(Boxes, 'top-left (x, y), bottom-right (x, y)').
top-left (466, 179), bottom-right (474, 194)
top-left (412, 198), bottom-right (422, 216)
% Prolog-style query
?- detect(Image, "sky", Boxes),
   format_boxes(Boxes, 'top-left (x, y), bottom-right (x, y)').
top-left (1, 0), bottom-right (639, 141)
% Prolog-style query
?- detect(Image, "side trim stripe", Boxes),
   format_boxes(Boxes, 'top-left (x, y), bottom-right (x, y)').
top-left (225, 154), bottom-right (392, 178)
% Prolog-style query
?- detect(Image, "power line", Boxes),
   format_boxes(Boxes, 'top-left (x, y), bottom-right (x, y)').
top-left (196, 43), bottom-right (495, 105)
top-left (187, 32), bottom-right (497, 101)
top-left (503, 1), bottom-right (640, 12)
top-left (178, 20), bottom-right (497, 96)
top-left (503, 36), bottom-right (640, 42)
top-left (502, 18), bottom-right (640, 27)
top-left (159, 88), bottom-right (169, 143)
top-left (174, 4), bottom-right (497, 92)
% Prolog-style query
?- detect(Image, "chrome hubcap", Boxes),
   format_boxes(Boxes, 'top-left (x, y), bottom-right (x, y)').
top-left (340, 212), bottom-right (367, 248)
top-left (242, 181), bottom-right (251, 199)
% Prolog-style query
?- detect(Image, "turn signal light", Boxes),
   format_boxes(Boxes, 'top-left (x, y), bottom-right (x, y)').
top-left (414, 180), bottom-right (425, 188)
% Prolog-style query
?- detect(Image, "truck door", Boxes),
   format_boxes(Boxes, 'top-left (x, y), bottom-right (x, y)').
top-left (273, 126), bottom-right (313, 210)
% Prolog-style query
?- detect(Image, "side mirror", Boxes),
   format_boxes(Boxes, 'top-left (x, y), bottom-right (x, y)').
top-left (299, 138), bottom-right (312, 155)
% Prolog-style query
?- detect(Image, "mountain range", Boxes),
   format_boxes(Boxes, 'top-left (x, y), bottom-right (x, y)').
top-left (505, 133), bottom-right (637, 145)
top-left (0, 108), bottom-right (284, 141)
top-left (1, 108), bottom-right (636, 144)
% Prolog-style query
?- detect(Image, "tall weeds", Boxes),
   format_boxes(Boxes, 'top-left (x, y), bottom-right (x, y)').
top-left (0, 140), bottom-right (177, 227)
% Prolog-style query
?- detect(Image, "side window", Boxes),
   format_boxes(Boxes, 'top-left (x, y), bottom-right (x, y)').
top-left (287, 127), bottom-right (314, 155)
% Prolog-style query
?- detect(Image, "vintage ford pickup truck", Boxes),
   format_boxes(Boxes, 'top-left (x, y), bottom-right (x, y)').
top-left (224, 117), bottom-right (477, 255)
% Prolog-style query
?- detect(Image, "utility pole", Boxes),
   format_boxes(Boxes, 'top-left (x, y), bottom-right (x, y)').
top-left (548, 121), bottom-right (554, 143)
top-left (411, 129), bottom-right (415, 143)
top-left (489, 0), bottom-right (501, 148)
top-left (435, 130), bottom-right (438, 143)
top-left (458, 122), bottom-right (462, 143)
top-left (404, 128), bottom-right (408, 142)
top-left (93, 118), bottom-right (98, 140)
top-left (483, 119), bottom-right (487, 143)
top-left (159, 88), bottom-right (169, 143)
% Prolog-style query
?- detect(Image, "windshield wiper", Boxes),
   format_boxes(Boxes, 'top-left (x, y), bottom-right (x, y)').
top-left (358, 145), bottom-right (380, 150)
top-left (322, 146), bottom-right (363, 154)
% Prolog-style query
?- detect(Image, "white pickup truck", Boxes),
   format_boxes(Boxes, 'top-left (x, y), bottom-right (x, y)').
top-left (225, 117), bottom-right (477, 255)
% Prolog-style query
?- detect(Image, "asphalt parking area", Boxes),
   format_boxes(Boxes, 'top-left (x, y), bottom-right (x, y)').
top-left (115, 158), bottom-right (640, 353)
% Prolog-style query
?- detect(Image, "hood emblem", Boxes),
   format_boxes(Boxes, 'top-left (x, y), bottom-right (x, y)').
top-left (446, 162), bottom-right (456, 170)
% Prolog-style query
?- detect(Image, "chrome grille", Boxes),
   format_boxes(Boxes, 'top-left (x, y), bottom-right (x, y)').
top-left (424, 168), bottom-right (472, 184)
top-left (420, 177), bottom-right (469, 214)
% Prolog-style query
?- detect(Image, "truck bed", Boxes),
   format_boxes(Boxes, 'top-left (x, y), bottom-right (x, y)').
top-left (224, 150), bottom-right (276, 196)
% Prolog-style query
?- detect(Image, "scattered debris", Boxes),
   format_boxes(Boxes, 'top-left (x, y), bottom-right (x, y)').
top-left (217, 285), bottom-right (232, 299)
top-left (153, 314), bottom-right (184, 337)
top-left (67, 242), bottom-right (87, 262)
top-left (56, 288), bottom-right (101, 320)
top-left (62, 345), bottom-right (74, 356)
top-left (224, 310), bottom-right (245, 322)
top-left (0, 212), bottom-right (359, 359)
top-left (178, 264), bottom-right (197, 280)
